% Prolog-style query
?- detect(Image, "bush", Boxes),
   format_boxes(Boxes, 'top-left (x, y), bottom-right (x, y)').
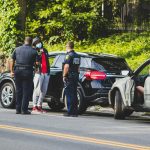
top-left (44, 32), bottom-right (150, 70)
top-left (0, 0), bottom-right (20, 56)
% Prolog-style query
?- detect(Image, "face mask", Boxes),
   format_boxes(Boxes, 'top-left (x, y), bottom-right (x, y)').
top-left (36, 43), bottom-right (42, 49)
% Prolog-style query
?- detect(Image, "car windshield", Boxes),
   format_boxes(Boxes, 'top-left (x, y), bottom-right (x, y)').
top-left (92, 58), bottom-right (130, 72)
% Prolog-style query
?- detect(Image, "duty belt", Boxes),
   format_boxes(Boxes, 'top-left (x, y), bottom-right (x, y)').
top-left (15, 66), bottom-right (32, 70)
top-left (69, 71), bottom-right (78, 75)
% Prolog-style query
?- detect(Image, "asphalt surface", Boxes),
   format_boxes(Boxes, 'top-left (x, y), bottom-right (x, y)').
top-left (0, 104), bottom-right (150, 150)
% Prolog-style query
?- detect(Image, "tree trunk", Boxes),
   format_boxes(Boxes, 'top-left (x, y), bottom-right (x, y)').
top-left (18, 0), bottom-right (27, 32)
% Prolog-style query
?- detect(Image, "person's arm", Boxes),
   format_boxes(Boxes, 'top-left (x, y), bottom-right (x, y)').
top-left (10, 50), bottom-right (16, 77)
top-left (63, 64), bottom-right (69, 82)
top-left (34, 61), bottom-right (40, 72)
top-left (63, 54), bottom-right (71, 82)
top-left (10, 59), bottom-right (15, 77)
top-left (34, 51), bottom-right (40, 73)
top-left (63, 64), bottom-right (69, 77)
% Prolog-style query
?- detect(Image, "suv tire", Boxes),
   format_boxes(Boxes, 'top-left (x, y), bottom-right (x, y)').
top-left (0, 82), bottom-right (15, 108)
top-left (47, 101), bottom-right (64, 111)
top-left (77, 88), bottom-right (87, 114)
top-left (114, 90), bottom-right (125, 119)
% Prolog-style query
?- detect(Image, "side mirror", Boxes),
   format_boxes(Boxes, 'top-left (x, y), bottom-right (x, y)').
top-left (121, 70), bottom-right (129, 76)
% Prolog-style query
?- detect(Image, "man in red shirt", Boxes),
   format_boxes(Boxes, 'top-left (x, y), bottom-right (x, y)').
top-left (32, 37), bottom-right (50, 113)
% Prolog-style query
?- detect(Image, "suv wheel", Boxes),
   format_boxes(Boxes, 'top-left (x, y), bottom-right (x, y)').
top-left (47, 101), bottom-right (64, 111)
top-left (64, 88), bottom-right (87, 115)
top-left (0, 82), bottom-right (15, 108)
top-left (77, 89), bottom-right (87, 114)
top-left (114, 90), bottom-right (125, 119)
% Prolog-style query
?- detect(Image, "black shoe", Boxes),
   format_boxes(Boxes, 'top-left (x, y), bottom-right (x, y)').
top-left (16, 111), bottom-right (21, 114)
top-left (63, 113), bottom-right (71, 117)
top-left (71, 114), bottom-right (78, 117)
top-left (21, 111), bottom-right (31, 115)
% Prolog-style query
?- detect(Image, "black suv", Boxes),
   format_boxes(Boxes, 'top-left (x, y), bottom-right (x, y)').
top-left (0, 51), bottom-right (131, 114)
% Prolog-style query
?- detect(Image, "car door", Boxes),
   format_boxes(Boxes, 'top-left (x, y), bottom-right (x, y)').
top-left (47, 54), bottom-right (65, 99)
top-left (132, 59), bottom-right (150, 106)
top-left (138, 63), bottom-right (150, 108)
top-left (125, 77), bottom-right (135, 106)
top-left (144, 76), bottom-right (150, 108)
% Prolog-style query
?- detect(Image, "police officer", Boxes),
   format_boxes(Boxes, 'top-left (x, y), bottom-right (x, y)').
top-left (10, 37), bottom-right (39, 114)
top-left (63, 41), bottom-right (80, 117)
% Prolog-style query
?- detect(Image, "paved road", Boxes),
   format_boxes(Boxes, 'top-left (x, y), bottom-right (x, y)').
top-left (0, 106), bottom-right (150, 150)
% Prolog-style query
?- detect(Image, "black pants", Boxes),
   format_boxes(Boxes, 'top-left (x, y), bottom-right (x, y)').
top-left (14, 69), bottom-right (33, 112)
top-left (64, 74), bottom-right (78, 115)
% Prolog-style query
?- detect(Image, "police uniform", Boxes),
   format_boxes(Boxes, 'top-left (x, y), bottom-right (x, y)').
top-left (63, 50), bottom-right (80, 116)
top-left (12, 44), bottom-right (39, 114)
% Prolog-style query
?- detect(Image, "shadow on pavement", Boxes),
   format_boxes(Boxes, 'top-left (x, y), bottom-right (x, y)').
top-left (45, 107), bottom-right (150, 124)
top-left (82, 111), bottom-right (114, 118)
top-left (1, 104), bottom-right (149, 124)
top-left (42, 107), bottom-right (114, 118)
top-left (126, 116), bottom-right (150, 124)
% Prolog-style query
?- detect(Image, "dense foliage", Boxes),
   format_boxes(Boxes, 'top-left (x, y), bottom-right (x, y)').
top-left (45, 32), bottom-right (150, 70)
top-left (26, 0), bottom-right (149, 43)
top-left (0, 0), bottom-right (149, 70)
top-left (0, 0), bottom-right (20, 56)
top-left (26, 0), bottom-right (110, 43)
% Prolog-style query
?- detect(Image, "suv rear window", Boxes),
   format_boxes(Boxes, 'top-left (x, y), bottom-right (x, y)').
top-left (92, 58), bottom-right (130, 71)
top-left (54, 55), bottom-right (65, 68)
top-left (80, 57), bottom-right (91, 68)
top-left (53, 55), bottom-right (91, 69)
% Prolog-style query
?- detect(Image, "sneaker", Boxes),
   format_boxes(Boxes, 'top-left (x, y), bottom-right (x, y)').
top-left (37, 106), bottom-right (47, 113)
top-left (32, 106), bottom-right (41, 114)
top-left (32, 106), bottom-right (37, 111)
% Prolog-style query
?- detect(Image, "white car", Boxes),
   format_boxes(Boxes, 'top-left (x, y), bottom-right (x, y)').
top-left (109, 59), bottom-right (150, 119)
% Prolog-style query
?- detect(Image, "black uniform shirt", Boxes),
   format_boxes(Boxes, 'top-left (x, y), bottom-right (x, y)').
top-left (12, 44), bottom-right (39, 67)
top-left (64, 50), bottom-right (80, 74)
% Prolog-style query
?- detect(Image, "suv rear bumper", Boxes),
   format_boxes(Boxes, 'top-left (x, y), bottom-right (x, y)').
top-left (59, 86), bottom-right (110, 106)
top-left (84, 88), bottom-right (110, 106)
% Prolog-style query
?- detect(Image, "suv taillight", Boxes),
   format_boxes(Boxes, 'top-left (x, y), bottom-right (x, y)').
top-left (84, 70), bottom-right (106, 80)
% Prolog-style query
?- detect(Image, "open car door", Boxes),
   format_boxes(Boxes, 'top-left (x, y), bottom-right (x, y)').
top-left (132, 59), bottom-right (150, 107)
top-left (144, 76), bottom-right (150, 108)
top-left (125, 78), bottom-right (135, 106)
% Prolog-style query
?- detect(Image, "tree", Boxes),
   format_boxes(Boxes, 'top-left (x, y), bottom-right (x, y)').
top-left (18, 0), bottom-right (27, 33)
top-left (25, 0), bottom-right (112, 43)
top-left (0, 0), bottom-right (20, 55)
